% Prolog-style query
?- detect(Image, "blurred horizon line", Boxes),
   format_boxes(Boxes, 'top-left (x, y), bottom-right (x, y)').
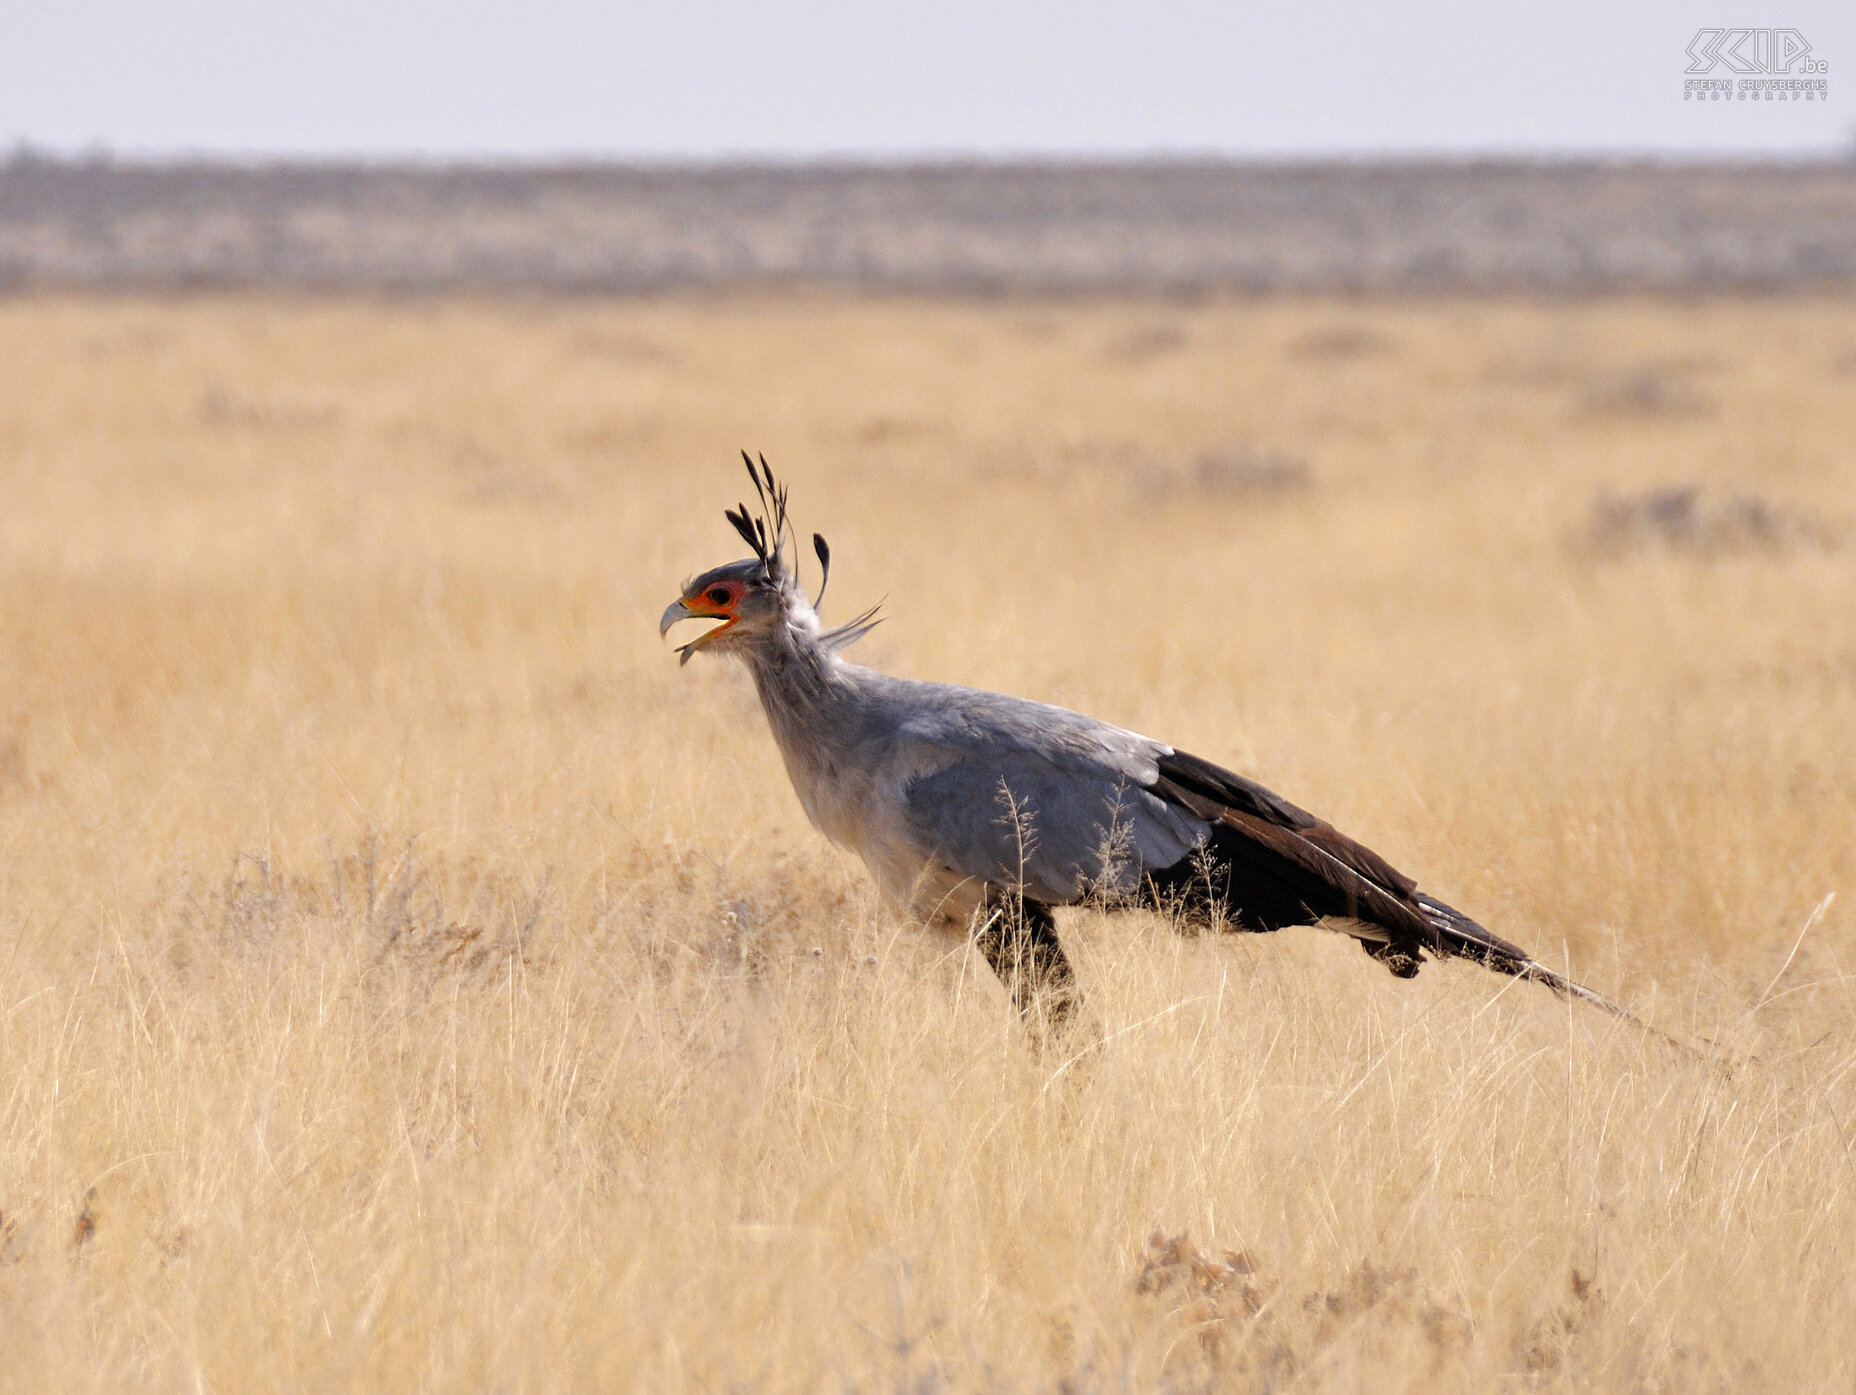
top-left (6, 157), bottom-right (1855, 295)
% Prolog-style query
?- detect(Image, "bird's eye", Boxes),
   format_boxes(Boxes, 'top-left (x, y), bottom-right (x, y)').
top-left (706, 586), bottom-right (733, 606)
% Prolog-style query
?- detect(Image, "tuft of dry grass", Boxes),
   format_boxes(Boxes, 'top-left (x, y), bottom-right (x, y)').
top-left (1, 292), bottom-right (1853, 1392)
top-left (1578, 485), bottom-right (1844, 559)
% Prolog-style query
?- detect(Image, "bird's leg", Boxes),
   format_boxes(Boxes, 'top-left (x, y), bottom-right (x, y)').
top-left (973, 891), bottom-right (1077, 1030)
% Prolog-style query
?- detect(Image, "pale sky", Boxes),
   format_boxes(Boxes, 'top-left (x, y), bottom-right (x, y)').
top-left (2, 0), bottom-right (1851, 159)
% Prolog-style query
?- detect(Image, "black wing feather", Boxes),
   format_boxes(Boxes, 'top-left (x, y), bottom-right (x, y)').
top-left (1148, 749), bottom-right (1627, 1010)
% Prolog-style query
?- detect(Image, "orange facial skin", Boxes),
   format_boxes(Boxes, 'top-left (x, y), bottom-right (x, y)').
top-left (661, 575), bottom-right (750, 663)
top-left (685, 579), bottom-right (742, 616)
top-left (682, 580), bottom-right (740, 636)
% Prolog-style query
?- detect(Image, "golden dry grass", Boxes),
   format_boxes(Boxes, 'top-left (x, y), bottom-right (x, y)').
top-left (1, 292), bottom-right (1854, 1392)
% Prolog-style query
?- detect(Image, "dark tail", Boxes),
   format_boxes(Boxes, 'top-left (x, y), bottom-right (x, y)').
top-left (1417, 892), bottom-right (1627, 1012)
top-left (1415, 893), bottom-right (1705, 1057)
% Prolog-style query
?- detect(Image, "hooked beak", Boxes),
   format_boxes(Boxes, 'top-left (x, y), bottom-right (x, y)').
top-left (658, 598), bottom-right (694, 639)
top-left (659, 597), bottom-right (735, 665)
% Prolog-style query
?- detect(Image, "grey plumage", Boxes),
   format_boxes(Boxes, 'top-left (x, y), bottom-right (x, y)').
top-left (662, 456), bottom-right (1634, 1028)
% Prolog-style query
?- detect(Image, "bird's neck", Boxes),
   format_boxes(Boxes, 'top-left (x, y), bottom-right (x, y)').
top-left (739, 617), bottom-right (869, 851)
top-left (742, 611), bottom-right (841, 735)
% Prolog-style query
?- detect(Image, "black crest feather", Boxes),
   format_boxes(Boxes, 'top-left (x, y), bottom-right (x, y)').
top-left (725, 506), bottom-right (764, 559)
top-left (725, 451), bottom-right (800, 583)
top-left (812, 532), bottom-right (831, 608)
top-left (721, 453), bottom-right (850, 619)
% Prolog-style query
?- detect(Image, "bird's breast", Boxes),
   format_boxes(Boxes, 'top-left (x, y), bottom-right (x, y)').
top-left (770, 732), bottom-right (964, 917)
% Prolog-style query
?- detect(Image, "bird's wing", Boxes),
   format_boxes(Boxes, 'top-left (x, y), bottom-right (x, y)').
top-left (892, 684), bottom-right (1428, 920)
top-left (892, 681), bottom-right (1639, 1022)
top-left (894, 688), bottom-right (1206, 906)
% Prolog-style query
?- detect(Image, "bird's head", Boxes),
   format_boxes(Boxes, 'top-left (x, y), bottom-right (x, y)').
top-left (660, 453), bottom-right (844, 666)
top-left (659, 555), bottom-right (789, 664)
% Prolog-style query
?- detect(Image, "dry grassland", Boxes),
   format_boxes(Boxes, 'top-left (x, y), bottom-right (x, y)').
top-left (1, 292), bottom-right (1853, 1392)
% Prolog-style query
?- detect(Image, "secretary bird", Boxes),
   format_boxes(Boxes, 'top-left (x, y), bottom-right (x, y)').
top-left (662, 455), bottom-right (1632, 1030)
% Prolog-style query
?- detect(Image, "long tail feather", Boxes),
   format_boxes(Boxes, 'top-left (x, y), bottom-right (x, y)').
top-left (1415, 894), bottom-right (1707, 1058)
